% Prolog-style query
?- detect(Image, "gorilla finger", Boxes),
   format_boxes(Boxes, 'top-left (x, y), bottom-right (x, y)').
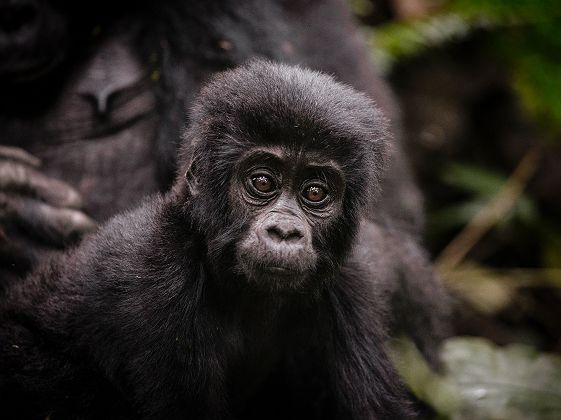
top-left (0, 195), bottom-right (97, 246)
top-left (0, 145), bottom-right (41, 168)
top-left (18, 199), bottom-right (97, 245)
top-left (0, 161), bottom-right (83, 208)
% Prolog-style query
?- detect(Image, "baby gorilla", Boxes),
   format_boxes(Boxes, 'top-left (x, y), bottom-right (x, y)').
top-left (1, 61), bottom-right (421, 419)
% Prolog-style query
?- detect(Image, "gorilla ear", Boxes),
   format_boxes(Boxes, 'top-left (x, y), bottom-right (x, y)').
top-left (185, 157), bottom-right (201, 197)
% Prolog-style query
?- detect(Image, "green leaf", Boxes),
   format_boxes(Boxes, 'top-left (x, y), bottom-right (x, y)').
top-left (442, 163), bottom-right (506, 197)
top-left (349, 0), bottom-right (374, 17)
top-left (430, 201), bottom-right (487, 231)
top-left (442, 337), bottom-right (561, 419)
top-left (369, 13), bottom-right (477, 73)
top-left (390, 338), bottom-right (462, 417)
top-left (450, 0), bottom-right (561, 23)
top-left (433, 162), bottom-right (538, 228)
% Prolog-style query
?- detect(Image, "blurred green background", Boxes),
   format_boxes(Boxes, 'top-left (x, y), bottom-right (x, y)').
top-left (350, 0), bottom-right (561, 417)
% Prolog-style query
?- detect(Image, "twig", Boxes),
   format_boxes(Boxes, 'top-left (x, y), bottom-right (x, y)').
top-left (436, 146), bottom-right (541, 275)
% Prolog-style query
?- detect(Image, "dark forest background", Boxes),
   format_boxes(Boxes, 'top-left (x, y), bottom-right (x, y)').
top-left (351, 0), bottom-right (561, 417)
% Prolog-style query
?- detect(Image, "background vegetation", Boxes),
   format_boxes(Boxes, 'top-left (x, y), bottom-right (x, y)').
top-left (351, 0), bottom-right (561, 417)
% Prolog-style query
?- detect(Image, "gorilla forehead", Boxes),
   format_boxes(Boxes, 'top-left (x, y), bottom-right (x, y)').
top-left (191, 60), bottom-right (389, 157)
top-left (237, 145), bottom-right (343, 176)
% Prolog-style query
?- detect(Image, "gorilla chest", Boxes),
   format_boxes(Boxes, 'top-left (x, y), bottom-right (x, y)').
top-left (7, 35), bottom-right (159, 221)
top-left (221, 302), bottom-right (316, 405)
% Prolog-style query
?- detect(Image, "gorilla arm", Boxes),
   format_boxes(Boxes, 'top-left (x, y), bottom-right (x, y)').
top-left (0, 194), bottom-right (226, 418)
top-left (351, 219), bottom-right (452, 369)
top-left (0, 146), bottom-right (96, 291)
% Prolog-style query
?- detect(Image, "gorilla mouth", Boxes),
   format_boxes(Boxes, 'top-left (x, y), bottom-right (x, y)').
top-left (263, 266), bottom-right (296, 276)
top-left (238, 256), bottom-right (309, 282)
top-left (236, 235), bottom-right (318, 283)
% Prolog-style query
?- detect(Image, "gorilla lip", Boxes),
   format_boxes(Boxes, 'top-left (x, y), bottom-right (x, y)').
top-left (264, 266), bottom-right (293, 274)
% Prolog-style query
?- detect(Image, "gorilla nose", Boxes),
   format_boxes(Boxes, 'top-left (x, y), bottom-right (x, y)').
top-left (0, 1), bottom-right (38, 34)
top-left (265, 224), bottom-right (304, 245)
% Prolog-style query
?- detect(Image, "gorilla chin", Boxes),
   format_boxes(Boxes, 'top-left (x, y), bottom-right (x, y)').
top-left (236, 241), bottom-right (318, 290)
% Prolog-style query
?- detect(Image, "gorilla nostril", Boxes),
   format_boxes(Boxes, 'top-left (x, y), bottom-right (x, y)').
top-left (266, 226), bottom-right (303, 244)
top-left (0, 3), bottom-right (38, 34)
top-left (284, 230), bottom-right (303, 243)
top-left (266, 226), bottom-right (283, 243)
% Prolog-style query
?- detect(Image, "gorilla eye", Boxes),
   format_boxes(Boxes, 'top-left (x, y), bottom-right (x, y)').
top-left (251, 175), bottom-right (276, 194)
top-left (303, 185), bottom-right (327, 203)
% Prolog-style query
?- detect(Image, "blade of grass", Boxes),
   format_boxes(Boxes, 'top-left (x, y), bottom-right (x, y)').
top-left (436, 146), bottom-right (541, 274)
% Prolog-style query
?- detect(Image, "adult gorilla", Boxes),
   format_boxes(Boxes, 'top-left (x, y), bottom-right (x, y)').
top-left (0, 0), bottom-right (422, 287)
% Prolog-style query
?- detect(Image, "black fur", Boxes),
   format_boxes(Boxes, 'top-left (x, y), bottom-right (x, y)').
top-left (0, 62), bottom-right (420, 419)
top-left (1, 0), bottom-right (423, 288)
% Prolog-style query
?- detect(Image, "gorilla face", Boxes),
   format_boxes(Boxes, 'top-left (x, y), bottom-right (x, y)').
top-left (180, 60), bottom-right (389, 292)
top-left (0, 0), bottom-right (134, 81)
top-left (0, 0), bottom-right (68, 80)
top-left (232, 146), bottom-right (345, 287)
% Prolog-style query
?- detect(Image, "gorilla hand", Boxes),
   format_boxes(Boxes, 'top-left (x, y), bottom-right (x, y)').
top-left (0, 146), bottom-right (96, 288)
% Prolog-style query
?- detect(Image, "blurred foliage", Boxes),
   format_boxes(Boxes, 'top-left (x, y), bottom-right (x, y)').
top-left (431, 162), bottom-right (537, 233)
top-left (542, 229), bottom-right (561, 269)
top-left (355, 0), bottom-right (561, 285)
top-left (364, 0), bottom-right (561, 137)
top-left (442, 263), bottom-right (517, 315)
top-left (351, 0), bottom-right (376, 17)
top-left (392, 337), bottom-right (561, 419)
top-left (391, 338), bottom-right (461, 417)
top-left (442, 337), bottom-right (561, 420)
top-left (355, 1), bottom-right (561, 417)
top-left (443, 265), bottom-right (561, 316)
